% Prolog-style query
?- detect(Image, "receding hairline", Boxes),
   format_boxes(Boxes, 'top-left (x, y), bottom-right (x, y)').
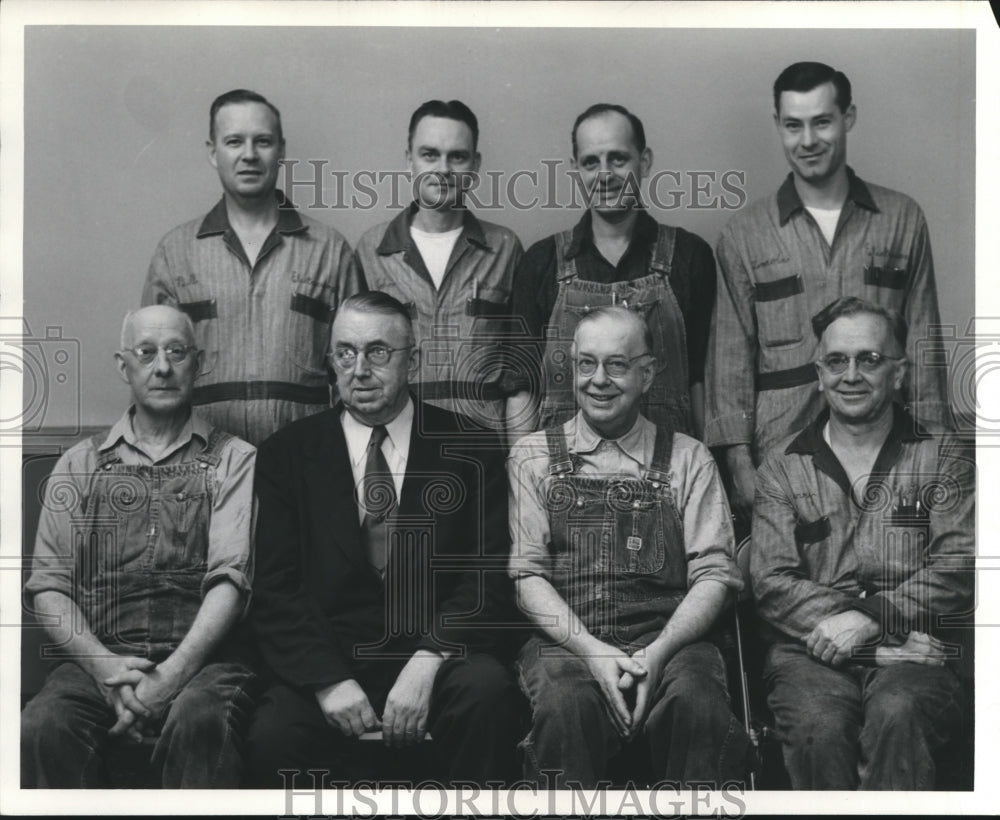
top-left (332, 304), bottom-right (416, 348)
top-left (120, 306), bottom-right (196, 349)
top-left (573, 307), bottom-right (653, 353)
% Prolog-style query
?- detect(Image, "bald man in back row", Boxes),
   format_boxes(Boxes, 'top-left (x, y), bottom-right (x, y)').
top-left (21, 305), bottom-right (258, 788)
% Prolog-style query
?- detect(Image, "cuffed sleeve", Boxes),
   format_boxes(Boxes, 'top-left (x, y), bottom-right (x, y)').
top-left (506, 434), bottom-right (554, 581)
top-left (675, 438), bottom-right (742, 592)
top-left (203, 438), bottom-right (256, 615)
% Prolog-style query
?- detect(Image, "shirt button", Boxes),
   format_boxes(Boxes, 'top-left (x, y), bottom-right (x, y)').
top-left (576, 499), bottom-right (584, 507)
top-left (633, 500), bottom-right (640, 508)
top-left (177, 492), bottom-right (186, 501)
top-left (652, 481), bottom-right (660, 489)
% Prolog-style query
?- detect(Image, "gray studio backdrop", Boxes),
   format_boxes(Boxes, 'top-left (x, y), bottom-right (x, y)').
top-left (22, 26), bottom-right (975, 429)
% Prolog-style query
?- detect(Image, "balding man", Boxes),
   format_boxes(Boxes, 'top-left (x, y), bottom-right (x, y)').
top-left (507, 306), bottom-right (747, 788)
top-left (21, 305), bottom-right (257, 788)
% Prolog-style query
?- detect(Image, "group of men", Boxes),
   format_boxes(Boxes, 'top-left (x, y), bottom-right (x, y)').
top-left (22, 60), bottom-right (972, 792)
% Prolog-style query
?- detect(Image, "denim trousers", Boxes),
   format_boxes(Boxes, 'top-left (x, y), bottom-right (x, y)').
top-left (516, 635), bottom-right (748, 789)
top-left (763, 642), bottom-right (965, 789)
top-left (21, 659), bottom-right (257, 788)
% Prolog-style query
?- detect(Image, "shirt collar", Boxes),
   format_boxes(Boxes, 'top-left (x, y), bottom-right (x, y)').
top-left (341, 397), bottom-right (415, 468)
top-left (776, 166), bottom-right (880, 226)
top-left (786, 403), bottom-right (926, 457)
top-left (375, 203), bottom-right (489, 255)
top-left (196, 190), bottom-right (306, 238)
top-left (565, 208), bottom-right (659, 260)
top-left (99, 406), bottom-right (208, 459)
top-left (568, 411), bottom-right (651, 465)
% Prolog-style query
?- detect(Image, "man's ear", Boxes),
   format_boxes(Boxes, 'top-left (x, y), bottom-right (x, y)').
top-left (114, 351), bottom-right (130, 385)
top-left (640, 356), bottom-right (657, 394)
top-left (815, 361), bottom-right (825, 393)
top-left (207, 139), bottom-right (218, 170)
top-left (892, 357), bottom-right (908, 392)
top-left (639, 147), bottom-right (653, 179)
top-left (193, 348), bottom-right (205, 380)
top-left (407, 345), bottom-right (420, 375)
top-left (843, 104), bottom-right (857, 133)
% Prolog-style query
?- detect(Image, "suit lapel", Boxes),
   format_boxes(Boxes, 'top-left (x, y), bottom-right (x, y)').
top-left (399, 398), bottom-right (438, 517)
top-left (306, 406), bottom-right (368, 571)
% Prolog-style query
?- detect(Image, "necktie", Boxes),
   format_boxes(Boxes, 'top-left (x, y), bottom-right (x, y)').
top-left (360, 425), bottom-right (396, 574)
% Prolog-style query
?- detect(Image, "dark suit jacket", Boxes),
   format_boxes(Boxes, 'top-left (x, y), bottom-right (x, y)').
top-left (251, 398), bottom-right (516, 691)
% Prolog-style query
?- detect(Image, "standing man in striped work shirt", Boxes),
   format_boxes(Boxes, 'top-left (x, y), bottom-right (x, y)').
top-left (354, 100), bottom-right (523, 438)
top-left (144, 89), bottom-right (361, 446)
top-left (705, 62), bottom-right (950, 523)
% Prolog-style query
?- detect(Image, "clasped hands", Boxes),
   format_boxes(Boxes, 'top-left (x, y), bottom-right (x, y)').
top-left (315, 650), bottom-right (444, 748)
top-left (583, 642), bottom-right (669, 740)
top-left (805, 610), bottom-right (948, 668)
top-left (99, 655), bottom-right (183, 743)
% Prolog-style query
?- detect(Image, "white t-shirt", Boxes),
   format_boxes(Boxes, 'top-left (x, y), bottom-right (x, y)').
top-left (805, 206), bottom-right (842, 246)
top-left (410, 224), bottom-right (463, 289)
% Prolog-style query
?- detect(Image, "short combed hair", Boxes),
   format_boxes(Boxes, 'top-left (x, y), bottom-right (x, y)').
top-left (571, 103), bottom-right (646, 158)
top-left (812, 296), bottom-right (907, 354)
top-left (574, 305), bottom-right (655, 354)
top-left (773, 62), bottom-right (853, 114)
top-left (209, 89), bottom-right (283, 143)
top-left (407, 100), bottom-right (479, 151)
top-left (337, 291), bottom-right (415, 342)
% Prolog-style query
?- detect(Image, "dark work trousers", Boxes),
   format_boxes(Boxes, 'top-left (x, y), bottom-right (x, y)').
top-left (764, 642), bottom-right (965, 789)
top-left (245, 653), bottom-right (523, 787)
top-left (21, 659), bottom-right (257, 788)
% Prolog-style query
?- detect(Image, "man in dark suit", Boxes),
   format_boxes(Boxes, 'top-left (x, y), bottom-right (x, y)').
top-left (246, 291), bottom-right (523, 787)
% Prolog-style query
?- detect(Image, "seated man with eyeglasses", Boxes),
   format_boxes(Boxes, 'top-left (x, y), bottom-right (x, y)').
top-left (246, 291), bottom-right (523, 787)
top-left (507, 305), bottom-right (748, 788)
top-left (22, 305), bottom-right (257, 787)
top-left (750, 296), bottom-right (974, 790)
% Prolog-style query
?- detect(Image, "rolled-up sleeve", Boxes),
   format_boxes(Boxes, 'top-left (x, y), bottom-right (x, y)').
top-left (506, 435), bottom-right (554, 581)
top-left (26, 445), bottom-right (96, 600)
top-left (675, 440), bottom-right (742, 592)
top-left (202, 438), bottom-right (257, 612)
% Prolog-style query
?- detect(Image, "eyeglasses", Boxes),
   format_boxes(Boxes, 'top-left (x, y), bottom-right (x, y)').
top-left (330, 344), bottom-right (412, 370)
top-left (124, 344), bottom-right (198, 365)
top-left (816, 351), bottom-right (904, 374)
top-left (573, 353), bottom-right (652, 378)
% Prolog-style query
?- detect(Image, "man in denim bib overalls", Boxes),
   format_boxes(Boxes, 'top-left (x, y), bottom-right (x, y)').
top-left (22, 306), bottom-right (257, 787)
top-left (507, 103), bottom-right (716, 444)
top-left (508, 307), bottom-right (747, 788)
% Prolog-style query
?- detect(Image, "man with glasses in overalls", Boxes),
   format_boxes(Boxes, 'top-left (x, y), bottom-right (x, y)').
top-left (750, 297), bottom-right (973, 789)
top-left (22, 305), bottom-right (257, 787)
top-left (507, 306), bottom-right (747, 788)
top-left (506, 103), bottom-right (716, 442)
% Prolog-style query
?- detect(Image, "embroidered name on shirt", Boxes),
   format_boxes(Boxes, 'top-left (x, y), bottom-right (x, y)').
top-left (750, 255), bottom-right (791, 271)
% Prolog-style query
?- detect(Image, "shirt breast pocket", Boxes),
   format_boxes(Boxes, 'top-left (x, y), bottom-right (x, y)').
top-left (177, 297), bottom-right (219, 377)
top-left (794, 515), bottom-right (831, 546)
top-left (864, 263), bottom-right (909, 312)
top-left (286, 290), bottom-right (335, 379)
top-left (753, 274), bottom-right (806, 348)
top-left (157, 481), bottom-right (211, 570)
top-left (608, 489), bottom-right (666, 578)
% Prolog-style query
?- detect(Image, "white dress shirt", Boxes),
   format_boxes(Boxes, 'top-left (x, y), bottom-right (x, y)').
top-left (341, 398), bottom-right (414, 522)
